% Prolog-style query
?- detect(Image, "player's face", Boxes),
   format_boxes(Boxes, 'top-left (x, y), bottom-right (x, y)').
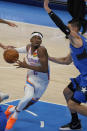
top-left (30, 36), bottom-right (42, 47)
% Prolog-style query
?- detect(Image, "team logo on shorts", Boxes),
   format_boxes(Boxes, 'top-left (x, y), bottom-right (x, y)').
top-left (81, 87), bottom-right (87, 93)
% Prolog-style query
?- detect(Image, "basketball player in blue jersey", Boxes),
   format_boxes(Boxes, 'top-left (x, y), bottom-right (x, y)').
top-left (44, 0), bottom-right (87, 130)
top-left (0, 32), bottom-right (50, 130)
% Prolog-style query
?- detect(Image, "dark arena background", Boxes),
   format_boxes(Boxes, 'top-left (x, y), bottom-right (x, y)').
top-left (1, 0), bottom-right (87, 10)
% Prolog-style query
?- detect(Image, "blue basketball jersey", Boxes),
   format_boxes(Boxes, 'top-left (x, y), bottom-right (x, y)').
top-left (70, 34), bottom-right (87, 76)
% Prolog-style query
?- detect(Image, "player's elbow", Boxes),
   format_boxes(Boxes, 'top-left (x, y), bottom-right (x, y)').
top-left (65, 62), bottom-right (71, 65)
top-left (42, 67), bottom-right (48, 73)
top-left (44, 4), bottom-right (50, 13)
top-left (64, 58), bottom-right (72, 65)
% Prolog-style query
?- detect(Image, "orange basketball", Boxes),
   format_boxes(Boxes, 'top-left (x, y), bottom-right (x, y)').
top-left (3, 49), bottom-right (19, 63)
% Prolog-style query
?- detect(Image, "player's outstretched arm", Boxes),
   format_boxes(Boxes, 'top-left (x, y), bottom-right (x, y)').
top-left (0, 43), bottom-right (9, 50)
top-left (0, 19), bottom-right (17, 27)
top-left (44, 0), bottom-right (70, 36)
top-left (0, 43), bottom-right (16, 50)
top-left (49, 53), bottom-right (72, 65)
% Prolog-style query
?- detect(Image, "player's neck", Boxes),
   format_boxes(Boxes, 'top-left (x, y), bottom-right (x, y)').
top-left (31, 45), bottom-right (38, 54)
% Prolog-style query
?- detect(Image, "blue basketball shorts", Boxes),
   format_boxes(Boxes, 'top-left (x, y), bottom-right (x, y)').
top-left (68, 75), bottom-right (87, 104)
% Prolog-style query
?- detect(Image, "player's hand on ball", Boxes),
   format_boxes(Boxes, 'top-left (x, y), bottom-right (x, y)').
top-left (14, 58), bottom-right (28, 68)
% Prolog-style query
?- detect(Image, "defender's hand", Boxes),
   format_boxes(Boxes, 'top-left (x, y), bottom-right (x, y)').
top-left (44, 0), bottom-right (51, 13)
top-left (8, 22), bottom-right (18, 27)
top-left (44, 0), bottom-right (49, 7)
top-left (7, 45), bottom-right (16, 49)
top-left (0, 43), bottom-right (16, 50)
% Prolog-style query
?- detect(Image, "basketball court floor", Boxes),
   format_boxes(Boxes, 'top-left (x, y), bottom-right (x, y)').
top-left (0, 1), bottom-right (87, 130)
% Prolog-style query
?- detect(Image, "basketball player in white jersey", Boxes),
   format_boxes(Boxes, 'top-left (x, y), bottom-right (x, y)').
top-left (0, 32), bottom-right (50, 130)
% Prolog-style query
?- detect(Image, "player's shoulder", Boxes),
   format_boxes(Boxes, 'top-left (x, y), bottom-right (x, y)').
top-left (38, 46), bottom-right (47, 52)
top-left (37, 46), bottom-right (48, 56)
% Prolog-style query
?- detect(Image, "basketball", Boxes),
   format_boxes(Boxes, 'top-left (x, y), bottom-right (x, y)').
top-left (3, 49), bottom-right (19, 63)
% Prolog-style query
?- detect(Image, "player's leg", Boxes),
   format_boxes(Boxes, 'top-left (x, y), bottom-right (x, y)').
top-left (5, 84), bottom-right (34, 130)
top-left (23, 98), bottom-right (39, 110)
top-left (5, 76), bottom-right (49, 130)
top-left (68, 91), bottom-right (87, 116)
top-left (59, 81), bottom-right (81, 130)
top-left (15, 85), bottom-right (34, 112)
top-left (5, 99), bottom-right (37, 119)
top-left (63, 82), bottom-right (79, 119)
top-left (23, 78), bottom-right (49, 110)
top-left (63, 89), bottom-right (87, 130)
top-left (5, 98), bottom-right (38, 119)
top-left (63, 83), bottom-right (74, 102)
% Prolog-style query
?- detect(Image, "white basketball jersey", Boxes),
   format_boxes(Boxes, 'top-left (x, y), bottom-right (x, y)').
top-left (26, 47), bottom-right (41, 66)
top-left (26, 46), bottom-right (50, 81)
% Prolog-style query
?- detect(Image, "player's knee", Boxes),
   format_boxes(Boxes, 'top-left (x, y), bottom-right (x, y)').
top-left (63, 87), bottom-right (69, 97)
top-left (63, 87), bottom-right (73, 101)
top-left (68, 99), bottom-right (75, 110)
top-left (63, 88), bottom-right (66, 96)
top-left (22, 97), bottom-right (31, 104)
